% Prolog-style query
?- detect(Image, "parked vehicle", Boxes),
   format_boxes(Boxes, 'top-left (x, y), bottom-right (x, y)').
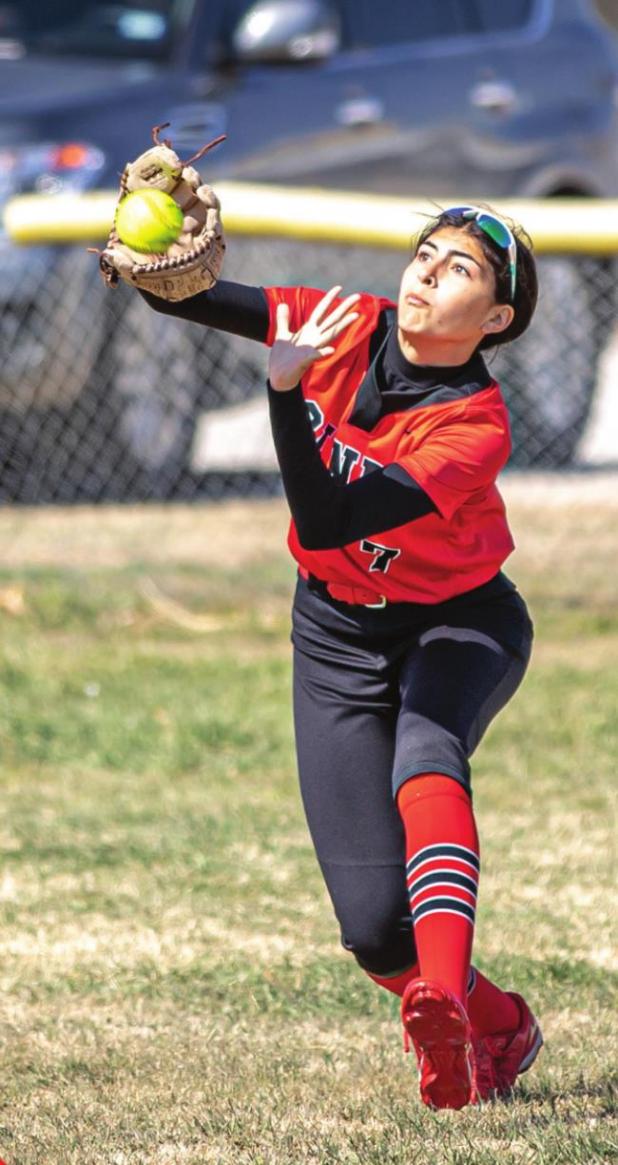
top-left (0, 0), bottom-right (616, 496)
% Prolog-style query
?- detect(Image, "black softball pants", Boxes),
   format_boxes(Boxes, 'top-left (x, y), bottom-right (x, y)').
top-left (291, 572), bottom-right (533, 977)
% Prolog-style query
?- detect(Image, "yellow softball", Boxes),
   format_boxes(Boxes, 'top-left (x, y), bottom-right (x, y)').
top-left (114, 188), bottom-right (184, 253)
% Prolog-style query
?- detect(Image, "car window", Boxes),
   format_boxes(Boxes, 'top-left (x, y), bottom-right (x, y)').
top-left (338, 0), bottom-right (471, 48)
top-left (473, 0), bottom-right (535, 33)
top-left (2, 0), bottom-right (194, 60)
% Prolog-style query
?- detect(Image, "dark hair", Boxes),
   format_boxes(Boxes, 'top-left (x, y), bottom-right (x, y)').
top-left (413, 206), bottom-right (538, 350)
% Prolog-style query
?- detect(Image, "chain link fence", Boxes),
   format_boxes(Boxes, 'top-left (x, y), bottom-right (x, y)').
top-left (0, 236), bottom-right (616, 503)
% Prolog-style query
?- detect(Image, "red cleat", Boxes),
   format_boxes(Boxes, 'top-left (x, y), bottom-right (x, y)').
top-left (401, 978), bottom-right (477, 1110)
top-left (473, 992), bottom-right (543, 1099)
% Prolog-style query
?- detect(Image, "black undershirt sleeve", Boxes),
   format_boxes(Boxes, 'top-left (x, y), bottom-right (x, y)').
top-left (139, 280), bottom-right (270, 342)
top-left (142, 285), bottom-right (436, 543)
top-left (268, 383), bottom-right (436, 550)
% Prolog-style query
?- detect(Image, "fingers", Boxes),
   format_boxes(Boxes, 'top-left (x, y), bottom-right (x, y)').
top-left (324, 292), bottom-right (362, 330)
top-left (310, 308), bottom-right (359, 352)
top-left (273, 287), bottom-right (359, 382)
top-left (275, 301), bottom-right (292, 339)
top-left (309, 285), bottom-right (361, 329)
top-left (308, 287), bottom-right (360, 350)
top-left (308, 284), bottom-right (342, 326)
top-left (319, 308), bottom-right (359, 345)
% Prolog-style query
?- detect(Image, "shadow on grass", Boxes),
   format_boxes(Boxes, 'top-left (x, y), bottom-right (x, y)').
top-left (495, 1069), bottom-right (616, 1113)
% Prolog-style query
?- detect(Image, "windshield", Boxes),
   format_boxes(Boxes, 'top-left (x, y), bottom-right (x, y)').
top-left (0, 1), bottom-right (197, 60)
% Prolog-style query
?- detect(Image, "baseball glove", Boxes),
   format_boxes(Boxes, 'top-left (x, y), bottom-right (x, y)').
top-left (99, 124), bottom-right (226, 302)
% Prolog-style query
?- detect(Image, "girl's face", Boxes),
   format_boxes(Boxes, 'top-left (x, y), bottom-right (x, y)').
top-left (397, 226), bottom-right (512, 352)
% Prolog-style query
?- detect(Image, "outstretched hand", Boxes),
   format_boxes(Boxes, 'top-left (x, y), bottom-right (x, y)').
top-left (268, 286), bottom-right (360, 392)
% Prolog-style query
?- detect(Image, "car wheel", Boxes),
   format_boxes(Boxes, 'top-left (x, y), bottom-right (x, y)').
top-left (0, 246), bottom-right (112, 501)
top-left (102, 287), bottom-right (268, 499)
top-left (0, 245), bottom-right (107, 413)
top-left (496, 256), bottom-right (602, 467)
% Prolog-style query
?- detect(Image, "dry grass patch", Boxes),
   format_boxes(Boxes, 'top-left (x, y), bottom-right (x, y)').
top-left (0, 490), bottom-right (616, 1163)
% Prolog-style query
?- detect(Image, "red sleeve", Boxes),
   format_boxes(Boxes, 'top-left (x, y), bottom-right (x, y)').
top-left (263, 286), bottom-right (327, 347)
top-left (396, 395), bottom-right (511, 520)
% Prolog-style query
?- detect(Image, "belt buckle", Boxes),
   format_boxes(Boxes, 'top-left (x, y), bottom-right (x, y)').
top-left (364, 594), bottom-right (387, 609)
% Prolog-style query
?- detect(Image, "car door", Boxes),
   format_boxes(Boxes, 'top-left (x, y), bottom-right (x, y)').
top-left (321, 0), bottom-right (491, 196)
top-left (167, 0), bottom-right (496, 195)
top-left (464, 0), bottom-right (618, 198)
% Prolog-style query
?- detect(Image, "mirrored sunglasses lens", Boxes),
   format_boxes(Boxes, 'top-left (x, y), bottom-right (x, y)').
top-left (445, 207), bottom-right (512, 249)
top-left (476, 214), bottom-right (511, 249)
top-left (443, 207), bottom-right (516, 296)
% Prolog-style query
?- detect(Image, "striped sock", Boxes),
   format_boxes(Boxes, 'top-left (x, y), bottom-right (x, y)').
top-left (467, 965), bottom-right (520, 1036)
top-left (397, 773), bottom-right (480, 1006)
top-left (407, 841), bottom-right (480, 931)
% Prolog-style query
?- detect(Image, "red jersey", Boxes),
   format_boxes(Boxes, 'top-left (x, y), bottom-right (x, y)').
top-left (265, 285), bottom-right (515, 604)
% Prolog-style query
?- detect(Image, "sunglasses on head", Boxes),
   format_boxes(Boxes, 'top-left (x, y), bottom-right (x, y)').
top-left (444, 205), bottom-right (517, 301)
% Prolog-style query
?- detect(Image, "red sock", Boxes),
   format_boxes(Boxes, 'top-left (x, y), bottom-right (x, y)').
top-left (396, 773), bottom-right (480, 1007)
top-left (367, 961), bottom-right (520, 1037)
top-left (365, 963), bottom-right (420, 997)
top-left (467, 966), bottom-right (520, 1036)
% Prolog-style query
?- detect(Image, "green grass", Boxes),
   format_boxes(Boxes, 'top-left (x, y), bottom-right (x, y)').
top-left (0, 506), bottom-right (616, 1164)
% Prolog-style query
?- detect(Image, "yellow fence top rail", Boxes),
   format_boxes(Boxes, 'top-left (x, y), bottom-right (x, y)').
top-left (4, 184), bottom-right (618, 254)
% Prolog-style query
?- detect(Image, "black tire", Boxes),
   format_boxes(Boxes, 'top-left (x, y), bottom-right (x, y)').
top-left (0, 246), bottom-right (110, 502)
top-left (101, 286), bottom-right (268, 499)
top-left (0, 245), bottom-right (107, 412)
top-left (496, 256), bottom-right (606, 467)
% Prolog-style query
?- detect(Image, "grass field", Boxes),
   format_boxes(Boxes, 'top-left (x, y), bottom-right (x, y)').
top-left (0, 483), bottom-right (616, 1165)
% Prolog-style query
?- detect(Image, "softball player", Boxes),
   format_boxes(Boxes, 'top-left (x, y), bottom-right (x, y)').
top-left (142, 206), bottom-right (544, 1110)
